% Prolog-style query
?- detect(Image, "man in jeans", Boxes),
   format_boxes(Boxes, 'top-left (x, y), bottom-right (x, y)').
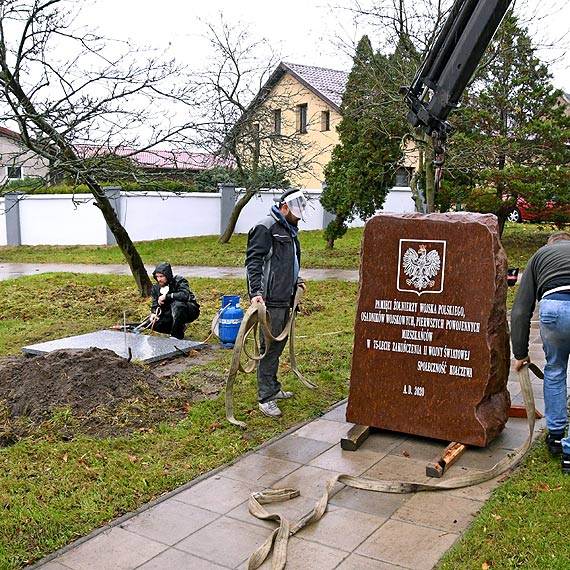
top-left (245, 189), bottom-right (307, 418)
top-left (511, 231), bottom-right (570, 474)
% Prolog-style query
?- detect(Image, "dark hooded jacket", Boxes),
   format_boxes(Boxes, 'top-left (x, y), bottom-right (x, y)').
top-left (151, 262), bottom-right (199, 316)
top-left (245, 207), bottom-right (302, 307)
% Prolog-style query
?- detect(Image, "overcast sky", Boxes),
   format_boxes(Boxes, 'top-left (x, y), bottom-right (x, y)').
top-left (84, 0), bottom-right (569, 91)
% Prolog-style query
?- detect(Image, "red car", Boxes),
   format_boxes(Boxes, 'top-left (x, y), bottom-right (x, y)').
top-left (506, 196), bottom-right (570, 223)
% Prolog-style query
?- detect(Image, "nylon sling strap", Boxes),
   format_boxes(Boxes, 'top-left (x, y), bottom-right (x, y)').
top-left (246, 362), bottom-right (542, 570)
top-left (225, 287), bottom-right (318, 428)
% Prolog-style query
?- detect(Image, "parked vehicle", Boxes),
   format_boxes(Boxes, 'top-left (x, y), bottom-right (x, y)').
top-left (506, 195), bottom-right (570, 223)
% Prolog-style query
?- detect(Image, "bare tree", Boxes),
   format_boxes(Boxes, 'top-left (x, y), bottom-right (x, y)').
top-left (193, 16), bottom-right (329, 243)
top-left (0, 0), bottom-right (200, 295)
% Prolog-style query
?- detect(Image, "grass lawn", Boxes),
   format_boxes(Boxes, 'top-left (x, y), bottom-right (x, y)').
top-left (0, 220), bottom-right (569, 568)
top-left (0, 221), bottom-right (555, 272)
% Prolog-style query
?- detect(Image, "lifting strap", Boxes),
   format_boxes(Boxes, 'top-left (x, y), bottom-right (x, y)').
top-left (225, 287), bottom-right (318, 428)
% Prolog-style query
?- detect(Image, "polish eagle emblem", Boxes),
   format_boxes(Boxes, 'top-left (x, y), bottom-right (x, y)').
top-left (402, 244), bottom-right (441, 291)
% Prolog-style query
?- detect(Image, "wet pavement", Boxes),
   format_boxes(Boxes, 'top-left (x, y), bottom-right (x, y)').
top-left (0, 262), bottom-right (359, 282)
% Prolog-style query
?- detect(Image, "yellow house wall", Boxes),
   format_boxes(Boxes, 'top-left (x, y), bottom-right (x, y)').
top-left (262, 73), bottom-right (342, 189)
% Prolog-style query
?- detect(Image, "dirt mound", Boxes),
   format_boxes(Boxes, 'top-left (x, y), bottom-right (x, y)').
top-left (0, 347), bottom-right (224, 443)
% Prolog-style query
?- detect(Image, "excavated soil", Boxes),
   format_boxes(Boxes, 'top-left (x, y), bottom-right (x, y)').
top-left (0, 347), bottom-right (224, 444)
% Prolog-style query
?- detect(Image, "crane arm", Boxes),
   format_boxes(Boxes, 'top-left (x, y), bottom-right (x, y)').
top-left (404, 0), bottom-right (512, 157)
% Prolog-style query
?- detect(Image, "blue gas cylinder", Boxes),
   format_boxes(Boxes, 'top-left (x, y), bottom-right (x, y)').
top-left (218, 295), bottom-right (244, 347)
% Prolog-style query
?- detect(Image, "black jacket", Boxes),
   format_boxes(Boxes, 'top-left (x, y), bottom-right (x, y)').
top-left (511, 241), bottom-right (570, 359)
top-left (245, 208), bottom-right (302, 307)
top-left (151, 262), bottom-right (198, 315)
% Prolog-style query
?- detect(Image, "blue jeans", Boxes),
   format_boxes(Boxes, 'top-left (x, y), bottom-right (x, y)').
top-left (539, 297), bottom-right (570, 454)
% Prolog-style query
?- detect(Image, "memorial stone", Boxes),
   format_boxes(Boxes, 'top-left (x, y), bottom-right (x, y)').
top-left (346, 212), bottom-right (510, 446)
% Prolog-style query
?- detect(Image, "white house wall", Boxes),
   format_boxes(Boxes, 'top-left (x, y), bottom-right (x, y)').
top-left (0, 137), bottom-right (50, 183)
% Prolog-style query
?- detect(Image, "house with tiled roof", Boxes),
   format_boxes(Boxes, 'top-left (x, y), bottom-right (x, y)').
top-left (0, 126), bottom-right (50, 184)
top-left (240, 61), bottom-right (416, 189)
top-left (242, 62), bottom-right (350, 189)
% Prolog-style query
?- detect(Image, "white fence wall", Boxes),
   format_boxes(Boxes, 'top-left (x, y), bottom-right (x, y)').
top-left (121, 192), bottom-right (221, 241)
top-left (19, 194), bottom-right (106, 245)
top-left (0, 197), bottom-right (6, 245)
top-left (0, 186), bottom-right (415, 246)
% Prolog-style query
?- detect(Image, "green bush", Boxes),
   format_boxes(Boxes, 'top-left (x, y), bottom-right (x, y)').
top-left (1, 179), bottom-right (198, 195)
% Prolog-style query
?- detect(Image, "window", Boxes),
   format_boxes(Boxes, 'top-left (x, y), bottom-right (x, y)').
top-left (273, 109), bottom-right (282, 135)
top-left (321, 110), bottom-right (330, 131)
top-left (6, 166), bottom-right (22, 180)
top-left (395, 168), bottom-right (410, 187)
top-left (296, 103), bottom-right (308, 134)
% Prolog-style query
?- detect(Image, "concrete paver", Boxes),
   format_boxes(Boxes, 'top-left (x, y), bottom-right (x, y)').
top-left (12, 264), bottom-right (556, 570)
top-left (174, 476), bottom-right (263, 514)
top-left (392, 491), bottom-right (484, 533)
top-left (175, 517), bottom-right (268, 568)
top-left (335, 553), bottom-right (404, 570)
top-left (52, 527), bottom-right (167, 570)
top-left (119, 501), bottom-right (219, 546)
top-left (236, 536), bottom-right (348, 570)
top-left (356, 519), bottom-right (460, 570)
top-left (138, 550), bottom-right (228, 570)
top-left (294, 504), bottom-right (385, 552)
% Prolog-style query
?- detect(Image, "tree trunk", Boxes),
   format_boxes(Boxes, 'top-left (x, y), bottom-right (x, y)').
top-left (87, 180), bottom-right (152, 297)
top-left (218, 189), bottom-right (256, 244)
top-left (325, 214), bottom-right (347, 249)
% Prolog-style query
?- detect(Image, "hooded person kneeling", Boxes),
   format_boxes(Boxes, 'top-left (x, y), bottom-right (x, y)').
top-left (150, 262), bottom-right (200, 339)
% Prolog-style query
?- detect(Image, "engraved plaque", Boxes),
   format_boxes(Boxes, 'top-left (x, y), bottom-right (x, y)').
top-left (346, 212), bottom-right (510, 446)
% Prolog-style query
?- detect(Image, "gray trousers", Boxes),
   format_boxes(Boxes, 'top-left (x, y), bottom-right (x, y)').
top-left (258, 305), bottom-right (290, 403)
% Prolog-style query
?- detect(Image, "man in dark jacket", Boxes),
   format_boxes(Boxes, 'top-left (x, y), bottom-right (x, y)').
top-left (150, 262), bottom-right (200, 340)
top-left (245, 188), bottom-right (307, 418)
top-left (511, 231), bottom-right (570, 474)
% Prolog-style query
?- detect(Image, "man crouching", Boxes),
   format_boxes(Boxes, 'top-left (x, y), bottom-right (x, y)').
top-left (150, 262), bottom-right (200, 339)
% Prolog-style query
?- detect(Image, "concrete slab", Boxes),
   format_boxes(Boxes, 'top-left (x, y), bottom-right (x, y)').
top-left (392, 491), bottom-right (483, 533)
top-left (329, 485), bottom-right (412, 519)
top-left (22, 330), bottom-right (204, 364)
top-left (256, 434), bottom-right (334, 464)
top-left (175, 516), bottom-right (269, 568)
top-left (174, 475), bottom-right (263, 514)
top-left (356, 519), bottom-right (459, 570)
top-left (296, 504), bottom-right (385, 552)
top-left (308, 444), bottom-right (385, 476)
top-left (119, 500), bottom-right (219, 546)
top-left (272, 465), bottom-right (345, 501)
top-left (52, 526), bottom-right (167, 570)
top-left (335, 553), bottom-right (403, 570)
top-left (137, 549), bottom-right (228, 570)
top-left (236, 536), bottom-right (347, 570)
